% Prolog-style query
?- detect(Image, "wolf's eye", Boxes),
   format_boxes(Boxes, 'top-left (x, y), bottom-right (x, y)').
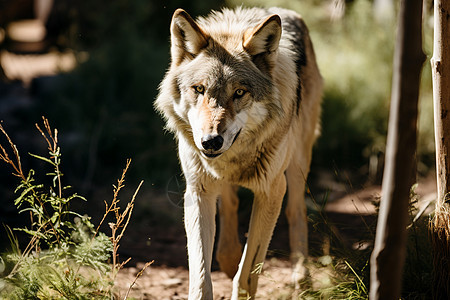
top-left (234, 89), bottom-right (246, 99)
top-left (193, 85), bottom-right (205, 95)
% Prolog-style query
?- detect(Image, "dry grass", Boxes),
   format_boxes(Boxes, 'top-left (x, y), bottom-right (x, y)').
top-left (430, 204), bottom-right (450, 298)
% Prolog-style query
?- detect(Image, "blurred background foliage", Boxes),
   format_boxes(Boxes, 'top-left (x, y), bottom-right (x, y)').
top-left (0, 0), bottom-right (435, 226)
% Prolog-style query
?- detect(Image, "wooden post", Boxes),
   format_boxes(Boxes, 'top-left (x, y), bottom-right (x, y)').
top-left (431, 0), bottom-right (450, 298)
top-left (369, 0), bottom-right (425, 299)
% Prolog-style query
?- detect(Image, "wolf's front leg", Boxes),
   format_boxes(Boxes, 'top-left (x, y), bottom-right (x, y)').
top-left (217, 183), bottom-right (242, 279)
top-left (231, 174), bottom-right (287, 299)
top-left (184, 185), bottom-right (218, 300)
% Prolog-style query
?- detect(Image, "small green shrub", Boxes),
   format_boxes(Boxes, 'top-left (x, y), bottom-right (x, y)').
top-left (0, 118), bottom-right (143, 299)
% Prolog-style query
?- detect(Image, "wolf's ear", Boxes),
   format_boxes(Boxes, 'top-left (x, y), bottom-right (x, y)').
top-left (170, 9), bottom-right (209, 66)
top-left (243, 14), bottom-right (282, 57)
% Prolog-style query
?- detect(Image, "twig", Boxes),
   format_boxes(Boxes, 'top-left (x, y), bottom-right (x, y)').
top-left (116, 180), bottom-right (143, 244)
top-left (0, 122), bottom-right (25, 180)
top-left (93, 159), bottom-right (144, 275)
top-left (123, 260), bottom-right (154, 300)
top-left (93, 159), bottom-right (131, 239)
top-left (111, 179), bottom-right (144, 273)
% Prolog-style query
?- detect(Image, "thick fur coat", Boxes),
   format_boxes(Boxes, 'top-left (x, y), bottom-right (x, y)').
top-left (155, 7), bottom-right (322, 299)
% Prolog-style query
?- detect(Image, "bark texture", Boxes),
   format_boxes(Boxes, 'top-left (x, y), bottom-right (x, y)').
top-left (369, 0), bottom-right (425, 299)
top-left (431, 0), bottom-right (450, 298)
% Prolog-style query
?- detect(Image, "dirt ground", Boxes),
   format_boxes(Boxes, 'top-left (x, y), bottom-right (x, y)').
top-left (114, 259), bottom-right (295, 300)
top-left (111, 176), bottom-right (436, 300)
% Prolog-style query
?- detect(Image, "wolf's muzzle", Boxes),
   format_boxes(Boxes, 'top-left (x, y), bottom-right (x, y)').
top-left (201, 129), bottom-right (242, 158)
top-left (201, 134), bottom-right (224, 151)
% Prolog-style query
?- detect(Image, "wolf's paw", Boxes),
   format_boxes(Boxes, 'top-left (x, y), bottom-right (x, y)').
top-left (292, 261), bottom-right (309, 289)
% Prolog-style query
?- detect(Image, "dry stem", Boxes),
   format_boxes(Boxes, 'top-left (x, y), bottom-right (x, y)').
top-left (123, 260), bottom-right (154, 300)
top-left (430, 206), bottom-right (450, 298)
top-left (0, 122), bottom-right (25, 180)
top-left (94, 159), bottom-right (131, 238)
top-left (93, 159), bottom-right (144, 275)
top-left (35, 116), bottom-right (61, 198)
top-left (111, 179), bottom-right (143, 274)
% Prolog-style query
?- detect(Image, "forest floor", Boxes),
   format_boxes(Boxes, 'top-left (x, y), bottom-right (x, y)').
top-left (111, 175), bottom-right (436, 300)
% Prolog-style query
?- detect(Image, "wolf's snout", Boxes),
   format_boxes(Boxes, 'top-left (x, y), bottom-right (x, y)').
top-left (201, 134), bottom-right (224, 151)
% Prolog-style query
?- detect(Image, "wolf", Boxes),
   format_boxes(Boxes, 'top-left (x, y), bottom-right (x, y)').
top-left (155, 6), bottom-right (322, 299)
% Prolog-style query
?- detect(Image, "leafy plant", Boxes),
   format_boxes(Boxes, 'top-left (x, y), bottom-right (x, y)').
top-left (0, 117), bottom-right (145, 299)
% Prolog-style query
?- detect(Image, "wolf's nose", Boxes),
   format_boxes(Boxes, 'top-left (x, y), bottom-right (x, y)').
top-left (201, 134), bottom-right (224, 151)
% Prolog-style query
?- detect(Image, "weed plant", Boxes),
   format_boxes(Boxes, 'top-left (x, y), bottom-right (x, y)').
top-left (0, 118), bottom-right (145, 299)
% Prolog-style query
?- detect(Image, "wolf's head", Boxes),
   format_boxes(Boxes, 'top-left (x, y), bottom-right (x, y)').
top-left (158, 9), bottom-right (283, 159)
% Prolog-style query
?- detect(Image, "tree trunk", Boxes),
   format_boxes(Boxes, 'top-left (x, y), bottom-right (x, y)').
top-left (369, 0), bottom-right (425, 299)
top-left (431, 0), bottom-right (450, 298)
